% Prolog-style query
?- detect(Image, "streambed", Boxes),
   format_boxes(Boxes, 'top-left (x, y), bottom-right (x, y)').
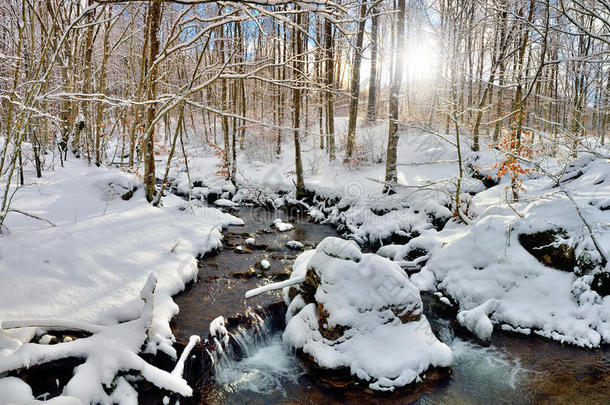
top-left (172, 207), bottom-right (610, 404)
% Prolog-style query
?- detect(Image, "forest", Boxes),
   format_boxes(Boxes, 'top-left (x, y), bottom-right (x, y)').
top-left (0, 0), bottom-right (609, 404)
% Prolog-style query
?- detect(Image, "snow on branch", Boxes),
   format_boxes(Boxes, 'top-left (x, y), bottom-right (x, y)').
top-left (0, 273), bottom-right (194, 402)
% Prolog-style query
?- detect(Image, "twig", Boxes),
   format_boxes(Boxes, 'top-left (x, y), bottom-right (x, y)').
top-left (8, 208), bottom-right (56, 227)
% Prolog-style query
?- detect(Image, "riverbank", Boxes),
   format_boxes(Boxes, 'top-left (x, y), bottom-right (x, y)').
top-left (0, 158), bottom-right (243, 404)
top-left (166, 126), bottom-right (610, 348)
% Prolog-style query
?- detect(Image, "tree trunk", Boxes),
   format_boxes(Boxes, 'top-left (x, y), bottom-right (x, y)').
top-left (345, 1), bottom-right (367, 160)
top-left (384, 0), bottom-right (406, 193)
top-left (324, 18), bottom-right (336, 161)
top-left (293, 7), bottom-right (306, 199)
top-left (143, 0), bottom-right (162, 202)
top-left (366, 6), bottom-right (379, 123)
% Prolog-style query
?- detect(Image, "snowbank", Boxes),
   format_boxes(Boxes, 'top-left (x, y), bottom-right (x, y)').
top-left (0, 159), bottom-right (243, 403)
top-left (412, 156), bottom-right (610, 347)
top-left (282, 237), bottom-right (452, 391)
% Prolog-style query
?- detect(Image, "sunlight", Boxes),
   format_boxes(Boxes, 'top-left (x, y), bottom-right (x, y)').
top-left (404, 42), bottom-right (439, 81)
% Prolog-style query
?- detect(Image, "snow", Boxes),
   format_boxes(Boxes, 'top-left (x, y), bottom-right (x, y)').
top-left (172, 335), bottom-right (201, 378)
top-left (167, 117), bottom-right (610, 351)
top-left (38, 335), bottom-right (53, 345)
top-left (179, 121), bottom-right (610, 349)
top-left (411, 155), bottom-right (610, 347)
top-left (0, 159), bottom-right (242, 403)
top-left (210, 316), bottom-right (229, 347)
top-left (272, 218), bottom-right (293, 232)
top-left (281, 237), bottom-right (452, 391)
top-left (286, 240), bottom-right (304, 250)
top-left (457, 299), bottom-right (499, 341)
top-left (214, 198), bottom-right (236, 208)
top-left (0, 376), bottom-right (83, 405)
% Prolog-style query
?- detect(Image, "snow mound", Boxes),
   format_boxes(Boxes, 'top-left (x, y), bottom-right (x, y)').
top-left (286, 240), bottom-right (304, 250)
top-left (457, 299), bottom-right (499, 341)
top-left (412, 156), bottom-right (610, 347)
top-left (213, 198), bottom-right (236, 208)
top-left (282, 237), bottom-right (452, 391)
top-left (272, 218), bottom-right (293, 232)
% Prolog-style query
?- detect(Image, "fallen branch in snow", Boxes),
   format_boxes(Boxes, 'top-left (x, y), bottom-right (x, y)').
top-left (245, 274), bottom-right (305, 299)
top-left (171, 335), bottom-right (201, 378)
top-left (456, 208), bottom-right (472, 225)
top-left (395, 254), bottom-right (430, 271)
top-left (8, 208), bottom-right (56, 227)
top-left (0, 273), bottom-right (193, 402)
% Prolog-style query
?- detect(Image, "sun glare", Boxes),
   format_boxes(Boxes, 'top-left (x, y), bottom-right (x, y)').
top-left (404, 43), bottom-right (439, 81)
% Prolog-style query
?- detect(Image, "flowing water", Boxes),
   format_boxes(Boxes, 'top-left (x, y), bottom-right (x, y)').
top-left (172, 207), bottom-right (610, 404)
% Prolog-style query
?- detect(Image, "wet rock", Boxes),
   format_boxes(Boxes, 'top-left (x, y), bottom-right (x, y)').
top-left (518, 229), bottom-right (576, 272)
top-left (120, 186), bottom-right (137, 200)
top-left (591, 272), bottom-right (610, 297)
top-left (206, 190), bottom-right (221, 204)
top-left (391, 230), bottom-right (416, 245)
top-left (231, 268), bottom-right (260, 279)
top-left (269, 271), bottom-right (291, 281)
top-left (233, 246), bottom-right (253, 254)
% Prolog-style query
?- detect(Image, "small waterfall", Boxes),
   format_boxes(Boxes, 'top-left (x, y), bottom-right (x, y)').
top-left (210, 308), bottom-right (304, 396)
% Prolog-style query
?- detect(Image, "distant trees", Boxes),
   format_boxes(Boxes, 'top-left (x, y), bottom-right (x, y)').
top-left (0, 0), bottom-right (608, 226)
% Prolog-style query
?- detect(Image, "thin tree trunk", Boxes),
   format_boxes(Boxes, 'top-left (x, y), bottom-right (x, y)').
top-left (384, 0), bottom-right (406, 193)
top-left (366, 6), bottom-right (379, 123)
top-left (143, 0), bottom-right (162, 202)
top-left (345, 1), bottom-right (368, 160)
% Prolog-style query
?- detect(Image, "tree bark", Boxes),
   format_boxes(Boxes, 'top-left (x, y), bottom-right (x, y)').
top-left (345, 1), bottom-right (368, 160)
top-left (366, 6), bottom-right (379, 123)
top-left (143, 0), bottom-right (162, 202)
top-left (384, 0), bottom-right (406, 193)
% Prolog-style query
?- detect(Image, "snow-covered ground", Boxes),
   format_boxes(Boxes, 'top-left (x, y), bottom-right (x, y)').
top-left (411, 154), bottom-right (610, 347)
top-left (0, 159), bottom-right (242, 403)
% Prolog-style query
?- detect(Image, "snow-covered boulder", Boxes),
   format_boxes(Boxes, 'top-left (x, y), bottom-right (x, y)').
top-left (272, 218), bottom-right (293, 232)
top-left (286, 240), bottom-right (304, 250)
top-left (282, 237), bottom-right (452, 391)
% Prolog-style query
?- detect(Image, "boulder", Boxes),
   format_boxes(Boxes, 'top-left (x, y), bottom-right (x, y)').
top-left (518, 228), bottom-right (576, 272)
top-left (282, 237), bottom-right (452, 392)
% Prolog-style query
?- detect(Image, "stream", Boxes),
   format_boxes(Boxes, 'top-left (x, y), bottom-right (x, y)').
top-left (172, 207), bottom-right (610, 404)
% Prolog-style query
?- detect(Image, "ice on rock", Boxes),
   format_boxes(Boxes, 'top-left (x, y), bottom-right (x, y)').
top-left (282, 237), bottom-right (452, 391)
